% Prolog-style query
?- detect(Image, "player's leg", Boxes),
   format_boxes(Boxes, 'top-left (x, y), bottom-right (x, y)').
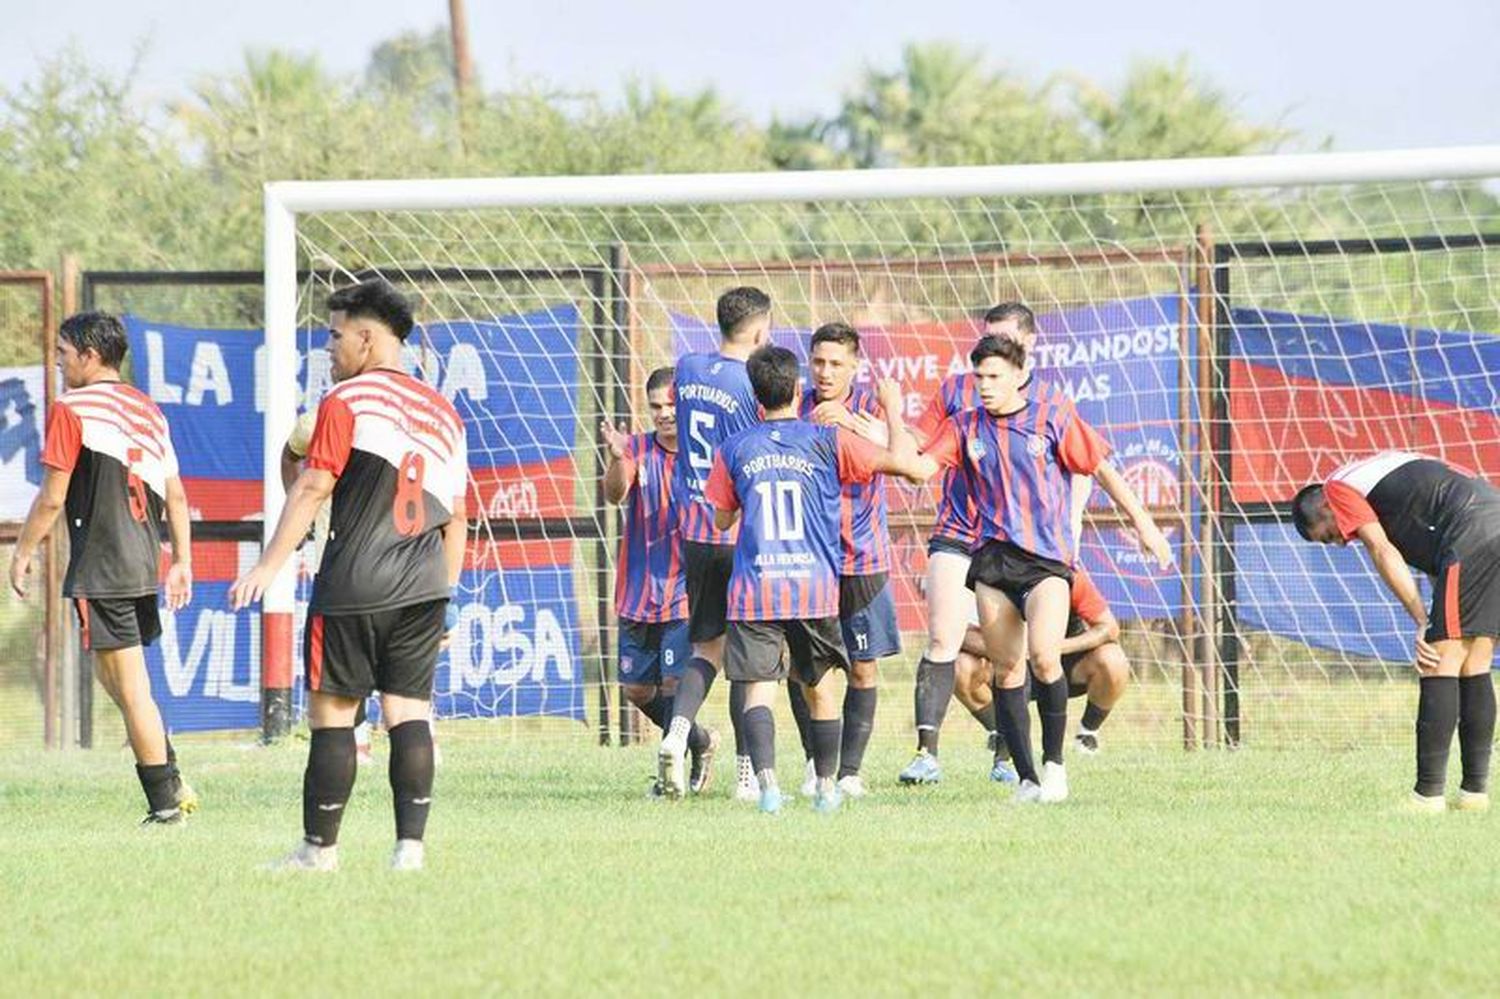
top-left (726, 621), bottom-right (789, 814)
top-left (837, 577), bottom-right (896, 796)
top-left (1071, 641), bottom-right (1129, 754)
top-left (787, 675), bottom-right (817, 796)
top-left (1455, 636), bottom-right (1495, 810)
top-left (1412, 638), bottom-right (1468, 809)
top-left (901, 546), bottom-right (969, 783)
top-left (1024, 576), bottom-right (1073, 803)
top-left (977, 583), bottom-right (1033, 799)
top-left (662, 542), bottom-right (733, 798)
top-left (377, 599), bottom-right (448, 870)
top-left (954, 647), bottom-right (1014, 783)
top-left (656, 621), bottom-right (719, 796)
top-left (791, 618), bottom-right (852, 812)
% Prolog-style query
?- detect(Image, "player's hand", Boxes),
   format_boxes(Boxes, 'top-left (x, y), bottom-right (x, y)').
top-left (1415, 626), bottom-right (1442, 673)
top-left (847, 410), bottom-right (888, 444)
top-left (600, 420), bottom-right (630, 459)
top-left (8, 548), bottom-right (31, 599)
top-left (1136, 523), bottom-right (1174, 569)
top-left (441, 600), bottom-right (460, 651)
top-left (875, 378), bottom-right (905, 416)
top-left (228, 564), bottom-right (275, 611)
top-left (809, 400), bottom-right (853, 428)
top-left (165, 560), bottom-right (193, 611)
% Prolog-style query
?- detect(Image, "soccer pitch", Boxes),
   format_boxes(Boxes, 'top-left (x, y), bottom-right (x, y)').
top-left (2, 736), bottom-right (1496, 996)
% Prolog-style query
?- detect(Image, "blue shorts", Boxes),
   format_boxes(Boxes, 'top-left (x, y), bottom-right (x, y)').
top-left (618, 618), bottom-right (691, 686)
top-left (839, 574), bottom-right (902, 662)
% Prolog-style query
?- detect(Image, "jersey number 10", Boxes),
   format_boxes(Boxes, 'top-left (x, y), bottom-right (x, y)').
top-left (753, 480), bottom-right (805, 542)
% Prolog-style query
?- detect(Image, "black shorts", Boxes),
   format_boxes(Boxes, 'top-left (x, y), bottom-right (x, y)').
top-left (73, 595), bottom-right (160, 652)
top-left (927, 535), bottom-right (973, 560)
top-left (966, 540), bottom-right (1073, 611)
top-left (725, 618), bottom-right (849, 687)
top-left (683, 541), bottom-right (735, 644)
top-left (838, 572), bottom-right (888, 618)
top-left (305, 599), bottom-right (447, 700)
top-left (1428, 535), bottom-right (1500, 642)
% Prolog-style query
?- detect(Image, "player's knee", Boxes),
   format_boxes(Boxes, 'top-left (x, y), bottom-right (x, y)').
top-left (1030, 652), bottom-right (1063, 684)
top-left (658, 676), bottom-right (680, 697)
top-left (849, 659), bottom-right (878, 688)
top-left (1097, 644), bottom-right (1130, 693)
top-left (622, 684), bottom-right (656, 709)
top-left (381, 694), bottom-right (431, 727)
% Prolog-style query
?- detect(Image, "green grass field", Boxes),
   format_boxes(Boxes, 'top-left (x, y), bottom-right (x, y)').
top-left (2, 732), bottom-right (1497, 997)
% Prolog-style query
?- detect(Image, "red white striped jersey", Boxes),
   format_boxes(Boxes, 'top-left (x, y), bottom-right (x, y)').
top-left (41, 381), bottom-right (180, 598)
top-left (304, 368), bottom-right (468, 614)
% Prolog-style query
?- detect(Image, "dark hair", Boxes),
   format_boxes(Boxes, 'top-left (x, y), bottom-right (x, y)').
top-left (327, 279), bottom-right (415, 341)
top-left (970, 334), bottom-right (1027, 371)
top-left (645, 365), bottom-right (674, 395)
top-left (747, 345), bottom-right (800, 410)
top-left (810, 321), bottom-right (860, 355)
top-left (716, 286), bottom-right (772, 340)
top-left (983, 301), bottom-right (1037, 336)
top-left (59, 311), bottom-right (128, 369)
top-left (1290, 483), bottom-right (1327, 541)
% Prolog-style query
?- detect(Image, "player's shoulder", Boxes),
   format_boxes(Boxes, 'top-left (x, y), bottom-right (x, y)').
top-left (61, 381), bottom-right (167, 425)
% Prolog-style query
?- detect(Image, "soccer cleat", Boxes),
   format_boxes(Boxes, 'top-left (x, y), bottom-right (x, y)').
top-left (1074, 730), bottom-right (1100, 756)
top-left (689, 728), bottom-right (721, 796)
top-left (799, 758), bottom-right (818, 798)
top-left (646, 778), bottom-right (667, 800)
top-left (813, 784), bottom-right (844, 815)
top-left (898, 750), bottom-right (942, 785)
top-left (759, 785), bottom-right (784, 815)
top-left (264, 840), bottom-right (338, 872)
top-left (657, 732), bottom-right (687, 800)
top-left (989, 758), bottom-right (1018, 784)
top-left (1039, 761), bottom-right (1069, 803)
top-left (1455, 790), bottom-right (1491, 812)
top-left (174, 778), bottom-right (201, 815)
top-left (836, 774), bottom-right (867, 799)
top-left (1405, 790), bottom-right (1447, 814)
top-left (1013, 779), bottom-right (1043, 804)
top-left (139, 807), bottom-right (186, 827)
top-left (390, 839), bottom-right (425, 871)
top-left (734, 756), bottom-right (759, 803)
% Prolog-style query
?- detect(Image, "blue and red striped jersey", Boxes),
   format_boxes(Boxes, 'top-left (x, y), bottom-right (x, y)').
top-left (670, 352), bottom-right (761, 545)
top-left (913, 372), bottom-right (983, 548)
top-left (925, 394), bottom-right (1109, 565)
top-left (799, 385), bottom-right (891, 576)
top-left (704, 419), bottom-right (883, 621)
top-left (614, 432), bottom-right (687, 623)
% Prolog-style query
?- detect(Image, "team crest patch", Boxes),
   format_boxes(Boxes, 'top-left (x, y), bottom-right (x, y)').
top-left (771, 429), bottom-right (782, 441)
top-left (967, 438), bottom-right (986, 460)
top-left (620, 657), bottom-right (633, 676)
top-left (1027, 435), bottom-right (1047, 458)
top-left (710, 362), bottom-right (723, 375)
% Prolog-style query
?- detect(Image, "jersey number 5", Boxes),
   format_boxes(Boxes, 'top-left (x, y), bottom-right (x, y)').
top-left (393, 451), bottom-right (427, 536)
top-left (687, 411), bottom-right (715, 474)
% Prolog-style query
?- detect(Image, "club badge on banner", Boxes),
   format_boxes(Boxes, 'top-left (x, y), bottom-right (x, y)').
top-left (0, 366), bottom-right (45, 520)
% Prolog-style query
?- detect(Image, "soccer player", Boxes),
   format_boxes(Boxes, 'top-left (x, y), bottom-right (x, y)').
top-left (952, 563), bottom-right (1129, 767)
top-left (601, 366), bottom-right (719, 795)
top-left (8, 312), bottom-right (196, 824)
top-left (787, 321), bottom-right (902, 798)
top-left (910, 334), bottom-right (1170, 803)
top-left (704, 346), bottom-right (926, 813)
top-left (899, 301), bottom-right (1090, 784)
top-left (231, 279), bottom-right (468, 871)
top-left (1292, 451), bottom-right (1500, 811)
top-left (658, 287), bottom-right (771, 801)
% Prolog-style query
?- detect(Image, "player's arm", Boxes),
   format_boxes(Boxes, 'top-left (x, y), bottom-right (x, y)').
top-left (162, 475), bottom-right (193, 610)
top-left (1091, 461), bottom-right (1172, 569)
top-left (600, 422), bottom-right (636, 505)
top-left (8, 467), bottom-right (70, 599)
top-left (281, 410), bottom-right (317, 491)
top-left (444, 494), bottom-right (467, 589)
top-left (1353, 520), bottom-right (1440, 670)
top-left (1058, 608), bottom-right (1120, 657)
top-left (705, 453), bottom-right (740, 531)
top-left (873, 378), bottom-right (942, 483)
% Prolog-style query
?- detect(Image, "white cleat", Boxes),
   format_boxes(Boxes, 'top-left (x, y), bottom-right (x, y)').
top-left (1455, 790), bottom-right (1491, 812)
top-left (264, 840), bottom-right (338, 872)
top-left (734, 755), bottom-right (760, 803)
top-left (658, 733), bottom-right (687, 800)
top-left (1039, 761), bottom-right (1069, 803)
top-left (836, 774), bottom-right (867, 799)
top-left (1405, 790), bottom-right (1447, 814)
top-left (799, 758), bottom-right (818, 798)
top-left (390, 839), bottom-right (425, 871)
top-left (1013, 779), bottom-right (1043, 804)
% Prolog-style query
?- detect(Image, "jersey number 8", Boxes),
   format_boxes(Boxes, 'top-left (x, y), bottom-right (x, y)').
top-left (393, 451), bottom-right (427, 536)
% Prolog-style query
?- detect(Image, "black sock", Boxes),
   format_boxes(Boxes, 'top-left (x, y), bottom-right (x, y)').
top-left (164, 735), bottom-right (178, 773)
top-left (729, 678), bottom-right (748, 756)
top-left (388, 720), bottom-right (435, 843)
top-left (1035, 674), bottom-right (1069, 765)
top-left (687, 722), bottom-right (710, 752)
top-left (994, 683), bottom-right (1037, 784)
top-left (303, 727), bottom-right (357, 847)
top-left (1081, 701), bottom-right (1111, 732)
top-left (135, 762), bottom-right (178, 814)
top-left (640, 693), bottom-right (673, 733)
top-left (839, 686), bottom-right (877, 778)
top-left (1459, 673), bottom-right (1496, 794)
top-left (914, 657), bottom-right (956, 754)
top-left (967, 700), bottom-right (997, 735)
top-left (1415, 676), bottom-right (1460, 797)
top-left (741, 701), bottom-right (775, 776)
top-left (671, 658), bottom-right (716, 729)
top-left (811, 718), bottom-right (841, 781)
top-left (788, 680), bottom-right (815, 759)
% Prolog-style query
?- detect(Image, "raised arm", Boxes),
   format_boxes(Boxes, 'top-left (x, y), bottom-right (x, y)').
top-left (601, 421), bottom-right (636, 505)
